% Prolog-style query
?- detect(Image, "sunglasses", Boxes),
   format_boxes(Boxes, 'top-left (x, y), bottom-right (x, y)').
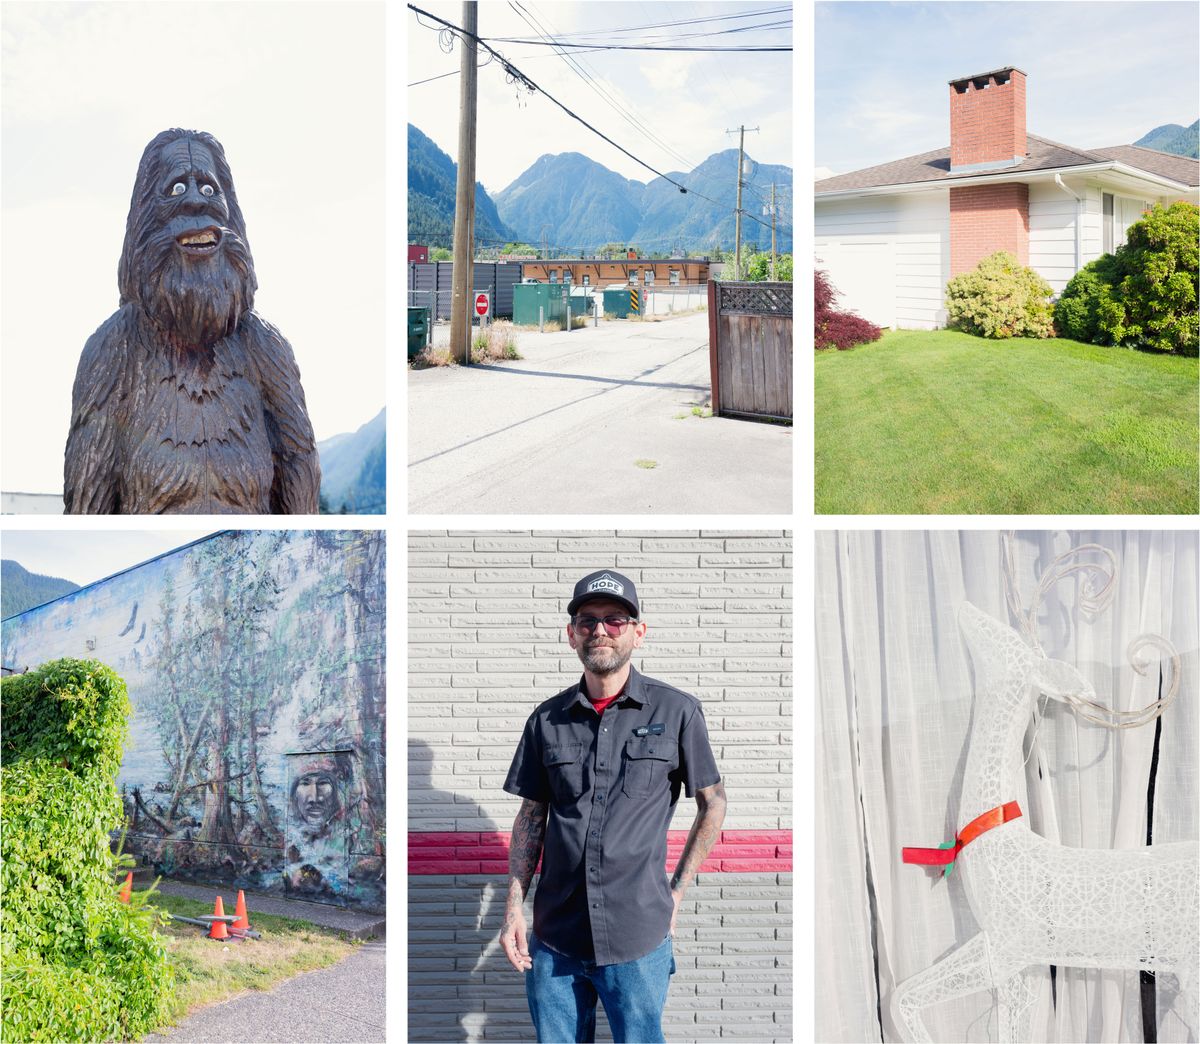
top-left (571, 614), bottom-right (635, 636)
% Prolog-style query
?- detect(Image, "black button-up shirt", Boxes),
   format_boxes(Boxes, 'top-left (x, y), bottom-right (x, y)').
top-left (503, 665), bottom-right (721, 966)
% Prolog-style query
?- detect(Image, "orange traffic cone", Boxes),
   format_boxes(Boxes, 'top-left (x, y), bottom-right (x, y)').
top-left (208, 896), bottom-right (230, 940)
top-left (232, 890), bottom-right (250, 931)
top-left (118, 871), bottom-right (133, 904)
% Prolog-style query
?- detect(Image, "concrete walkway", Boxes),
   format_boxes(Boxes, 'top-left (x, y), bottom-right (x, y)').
top-left (408, 311), bottom-right (792, 514)
top-left (145, 935), bottom-right (385, 1043)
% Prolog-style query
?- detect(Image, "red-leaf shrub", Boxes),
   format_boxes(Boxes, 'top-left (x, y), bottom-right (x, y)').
top-left (815, 269), bottom-right (882, 350)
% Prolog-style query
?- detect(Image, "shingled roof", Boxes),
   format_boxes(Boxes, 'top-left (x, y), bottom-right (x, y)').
top-left (816, 134), bottom-right (1200, 194)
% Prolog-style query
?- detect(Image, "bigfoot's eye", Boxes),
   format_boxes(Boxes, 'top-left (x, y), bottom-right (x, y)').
top-left (170, 182), bottom-right (186, 196)
top-left (200, 184), bottom-right (215, 197)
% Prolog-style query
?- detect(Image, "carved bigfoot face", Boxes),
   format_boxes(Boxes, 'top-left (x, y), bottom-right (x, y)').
top-left (119, 130), bottom-right (257, 348)
top-left (293, 771), bottom-right (338, 829)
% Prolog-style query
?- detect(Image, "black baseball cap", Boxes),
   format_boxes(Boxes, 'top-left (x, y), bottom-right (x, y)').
top-left (567, 570), bottom-right (639, 618)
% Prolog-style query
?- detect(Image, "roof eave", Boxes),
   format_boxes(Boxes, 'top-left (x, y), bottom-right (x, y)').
top-left (815, 161), bottom-right (1195, 201)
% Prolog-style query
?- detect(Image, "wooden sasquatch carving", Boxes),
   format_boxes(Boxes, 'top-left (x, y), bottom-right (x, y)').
top-left (64, 129), bottom-right (320, 514)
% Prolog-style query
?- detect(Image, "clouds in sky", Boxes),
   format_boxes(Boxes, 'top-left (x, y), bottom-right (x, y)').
top-left (816, 1), bottom-right (1199, 175)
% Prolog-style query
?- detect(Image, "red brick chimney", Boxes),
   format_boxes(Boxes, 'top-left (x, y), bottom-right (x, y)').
top-left (947, 67), bottom-right (1030, 275)
top-left (949, 67), bottom-right (1026, 172)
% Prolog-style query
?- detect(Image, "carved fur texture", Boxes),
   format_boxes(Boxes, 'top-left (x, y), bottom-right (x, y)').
top-left (64, 129), bottom-right (319, 514)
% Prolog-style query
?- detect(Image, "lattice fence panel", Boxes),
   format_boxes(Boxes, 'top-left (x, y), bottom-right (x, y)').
top-left (718, 281), bottom-right (792, 317)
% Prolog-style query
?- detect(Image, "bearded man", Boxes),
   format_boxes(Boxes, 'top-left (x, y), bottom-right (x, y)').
top-left (64, 129), bottom-right (320, 514)
top-left (500, 570), bottom-right (727, 1043)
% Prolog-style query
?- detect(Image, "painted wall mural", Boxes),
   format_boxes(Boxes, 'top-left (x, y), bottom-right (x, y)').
top-left (1, 530), bottom-right (385, 911)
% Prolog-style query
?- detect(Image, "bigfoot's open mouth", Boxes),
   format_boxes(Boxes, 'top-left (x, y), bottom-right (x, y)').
top-left (176, 227), bottom-right (221, 255)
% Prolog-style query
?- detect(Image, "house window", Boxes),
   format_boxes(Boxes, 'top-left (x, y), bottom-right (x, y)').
top-left (1102, 193), bottom-right (1114, 254)
top-left (550, 269), bottom-right (559, 283)
top-left (564, 269), bottom-right (572, 285)
top-left (669, 269), bottom-right (680, 286)
top-left (644, 270), bottom-right (653, 286)
top-left (582, 274), bottom-right (590, 285)
top-left (628, 269), bottom-right (638, 285)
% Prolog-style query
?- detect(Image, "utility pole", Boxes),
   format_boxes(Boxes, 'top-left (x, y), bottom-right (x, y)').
top-left (449, 1), bottom-right (478, 365)
top-left (770, 182), bottom-right (777, 281)
top-left (725, 125), bottom-right (758, 280)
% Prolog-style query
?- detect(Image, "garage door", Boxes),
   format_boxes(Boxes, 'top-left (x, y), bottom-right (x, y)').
top-left (815, 240), bottom-right (896, 329)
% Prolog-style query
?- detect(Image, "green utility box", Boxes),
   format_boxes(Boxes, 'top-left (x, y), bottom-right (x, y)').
top-left (407, 306), bottom-right (430, 359)
top-left (603, 286), bottom-right (637, 318)
top-left (513, 282), bottom-right (567, 327)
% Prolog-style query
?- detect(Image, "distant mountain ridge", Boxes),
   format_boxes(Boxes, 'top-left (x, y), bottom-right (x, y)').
top-left (318, 409), bottom-right (385, 514)
top-left (493, 148), bottom-right (793, 255)
top-left (2, 559), bottom-right (80, 619)
top-left (409, 125), bottom-right (514, 248)
top-left (1134, 120), bottom-right (1199, 158)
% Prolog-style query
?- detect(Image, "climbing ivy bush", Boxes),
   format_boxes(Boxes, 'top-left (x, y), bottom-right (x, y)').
top-left (1, 660), bottom-right (173, 1041)
top-left (945, 252), bottom-right (1055, 339)
top-left (1056, 201), bottom-right (1199, 355)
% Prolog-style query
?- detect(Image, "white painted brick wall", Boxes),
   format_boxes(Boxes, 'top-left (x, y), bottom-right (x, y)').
top-left (408, 531), bottom-right (792, 1042)
top-left (409, 530), bottom-right (793, 833)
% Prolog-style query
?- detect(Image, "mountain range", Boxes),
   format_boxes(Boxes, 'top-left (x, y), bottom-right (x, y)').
top-left (408, 122), bottom-right (792, 255)
top-left (2, 560), bottom-right (80, 619)
top-left (318, 408), bottom-right (385, 514)
top-left (1134, 120), bottom-right (1199, 158)
top-left (494, 148), bottom-right (793, 255)
top-left (408, 125), bottom-right (514, 248)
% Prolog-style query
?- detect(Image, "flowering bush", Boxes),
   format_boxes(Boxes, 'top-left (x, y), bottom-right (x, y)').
top-left (815, 269), bottom-right (883, 350)
top-left (944, 252), bottom-right (1054, 339)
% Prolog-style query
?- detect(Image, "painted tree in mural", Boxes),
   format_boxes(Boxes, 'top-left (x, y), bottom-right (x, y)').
top-left (290, 531), bottom-right (386, 897)
top-left (140, 532), bottom-right (291, 881)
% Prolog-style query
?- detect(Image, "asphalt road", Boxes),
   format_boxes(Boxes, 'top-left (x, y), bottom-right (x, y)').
top-left (408, 311), bottom-right (792, 514)
top-left (146, 937), bottom-right (385, 1043)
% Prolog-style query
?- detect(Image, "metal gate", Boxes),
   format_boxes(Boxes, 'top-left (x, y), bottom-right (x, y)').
top-left (707, 280), bottom-right (793, 422)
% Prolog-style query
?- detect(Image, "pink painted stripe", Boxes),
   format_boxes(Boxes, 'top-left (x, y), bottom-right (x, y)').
top-left (408, 829), bottom-right (792, 875)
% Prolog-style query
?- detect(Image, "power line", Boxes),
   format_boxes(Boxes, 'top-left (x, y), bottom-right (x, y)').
top-left (513, 6), bottom-right (792, 39)
top-left (487, 18), bottom-right (793, 50)
top-left (408, 4), bottom-right (695, 192)
top-left (510, 1), bottom-right (701, 173)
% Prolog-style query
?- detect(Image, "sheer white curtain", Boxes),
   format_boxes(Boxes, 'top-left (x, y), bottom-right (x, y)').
top-left (816, 530), bottom-right (1199, 1043)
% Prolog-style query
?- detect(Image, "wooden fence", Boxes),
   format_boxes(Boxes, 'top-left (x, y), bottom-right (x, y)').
top-left (707, 280), bottom-right (792, 422)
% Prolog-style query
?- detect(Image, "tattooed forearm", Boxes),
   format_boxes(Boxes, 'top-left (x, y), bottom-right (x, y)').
top-left (504, 798), bottom-right (548, 915)
top-left (669, 781), bottom-right (727, 895)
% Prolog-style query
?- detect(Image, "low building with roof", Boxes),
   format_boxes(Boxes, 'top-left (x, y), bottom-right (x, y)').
top-left (815, 67), bottom-right (1199, 329)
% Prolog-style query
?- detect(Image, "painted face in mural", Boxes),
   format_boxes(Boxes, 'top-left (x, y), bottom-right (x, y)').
top-left (292, 770), bottom-right (339, 830)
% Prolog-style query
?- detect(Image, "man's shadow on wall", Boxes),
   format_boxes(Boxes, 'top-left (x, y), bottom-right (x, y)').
top-left (408, 739), bottom-right (525, 1043)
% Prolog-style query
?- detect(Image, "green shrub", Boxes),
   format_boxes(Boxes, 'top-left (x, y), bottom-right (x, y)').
top-left (945, 252), bottom-right (1055, 339)
top-left (1054, 202), bottom-right (1199, 355)
top-left (1, 660), bottom-right (173, 1041)
top-left (1055, 253), bottom-right (1126, 345)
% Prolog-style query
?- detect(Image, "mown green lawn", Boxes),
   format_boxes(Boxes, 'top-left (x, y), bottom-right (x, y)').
top-left (815, 329), bottom-right (1199, 514)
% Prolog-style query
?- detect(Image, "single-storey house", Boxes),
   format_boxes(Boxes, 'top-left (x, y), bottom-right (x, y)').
top-left (815, 67), bottom-right (1200, 329)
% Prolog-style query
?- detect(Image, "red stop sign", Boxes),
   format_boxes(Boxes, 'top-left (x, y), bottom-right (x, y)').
top-left (474, 292), bottom-right (489, 316)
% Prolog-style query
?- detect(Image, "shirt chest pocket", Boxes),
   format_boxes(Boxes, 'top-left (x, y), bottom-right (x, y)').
top-left (621, 736), bottom-right (678, 799)
top-left (542, 742), bottom-right (585, 804)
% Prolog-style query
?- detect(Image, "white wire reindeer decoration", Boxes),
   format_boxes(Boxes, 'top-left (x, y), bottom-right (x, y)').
top-left (894, 542), bottom-right (1199, 1043)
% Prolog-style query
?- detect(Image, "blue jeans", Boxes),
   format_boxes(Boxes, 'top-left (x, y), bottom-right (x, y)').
top-left (525, 933), bottom-right (676, 1043)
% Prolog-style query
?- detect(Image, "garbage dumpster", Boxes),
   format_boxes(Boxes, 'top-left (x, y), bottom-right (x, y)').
top-left (513, 283), bottom-right (567, 327)
top-left (603, 286), bottom-right (631, 318)
top-left (408, 306), bottom-right (430, 359)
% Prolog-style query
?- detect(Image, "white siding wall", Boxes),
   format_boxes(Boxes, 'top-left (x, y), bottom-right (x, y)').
top-left (815, 192), bottom-right (949, 330)
top-left (1028, 181), bottom-right (1079, 295)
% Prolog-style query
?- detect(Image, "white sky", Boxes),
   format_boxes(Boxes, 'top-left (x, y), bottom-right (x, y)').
top-left (407, 1), bottom-right (794, 197)
top-left (1, 1), bottom-right (385, 494)
top-left (816, 2), bottom-right (1200, 177)
top-left (1, 529), bottom-right (214, 588)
